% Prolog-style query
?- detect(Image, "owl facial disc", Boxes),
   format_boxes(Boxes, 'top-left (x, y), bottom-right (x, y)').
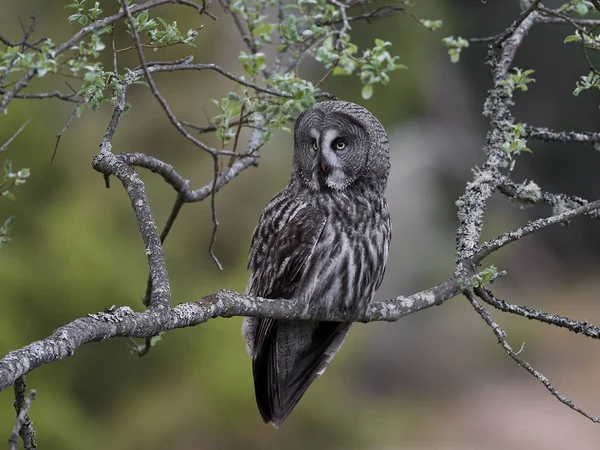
top-left (309, 127), bottom-right (347, 189)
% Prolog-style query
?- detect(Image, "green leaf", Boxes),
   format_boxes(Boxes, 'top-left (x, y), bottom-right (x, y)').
top-left (4, 215), bottom-right (15, 230)
top-left (564, 34), bottom-right (581, 43)
top-left (361, 84), bottom-right (373, 100)
top-left (576, 3), bottom-right (589, 16)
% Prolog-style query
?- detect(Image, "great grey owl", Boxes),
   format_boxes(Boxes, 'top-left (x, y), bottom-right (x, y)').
top-left (242, 100), bottom-right (391, 428)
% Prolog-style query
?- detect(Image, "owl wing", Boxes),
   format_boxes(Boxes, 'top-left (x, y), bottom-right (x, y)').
top-left (248, 200), bottom-right (350, 427)
top-left (248, 201), bottom-right (326, 301)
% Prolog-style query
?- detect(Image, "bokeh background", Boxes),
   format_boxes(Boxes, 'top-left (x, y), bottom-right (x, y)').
top-left (2, 0), bottom-right (600, 449)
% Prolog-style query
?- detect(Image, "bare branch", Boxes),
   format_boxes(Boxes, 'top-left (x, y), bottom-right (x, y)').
top-left (118, 152), bottom-right (259, 202)
top-left (91, 79), bottom-right (171, 311)
top-left (475, 288), bottom-right (600, 340)
top-left (538, 6), bottom-right (600, 28)
top-left (346, 5), bottom-right (405, 23)
top-left (143, 194), bottom-right (186, 308)
top-left (524, 125), bottom-right (600, 145)
top-left (494, 0), bottom-right (541, 48)
top-left (51, 107), bottom-right (79, 164)
top-left (208, 154), bottom-right (224, 270)
top-left (9, 377), bottom-right (36, 450)
top-left (498, 178), bottom-right (589, 211)
top-left (475, 198), bottom-right (600, 261)
top-left (0, 275), bottom-right (463, 393)
top-left (0, 121), bottom-right (29, 153)
top-left (466, 291), bottom-right (600, 424)
top-left (456, 6), bottom-right (540, 262)
top-left (0, 89), bottom-right (80, 103)
top-left (496, 9), bottom-right (540, 79)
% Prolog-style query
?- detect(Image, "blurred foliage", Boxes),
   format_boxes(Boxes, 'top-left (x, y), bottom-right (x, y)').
top-left (0, 158), bottom-right (30, 247)
top-left (1, 1), bottom-right (600, 449)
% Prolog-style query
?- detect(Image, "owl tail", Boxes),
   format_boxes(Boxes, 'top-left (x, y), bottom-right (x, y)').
top-left (252, 320), bottom-right (352, 428)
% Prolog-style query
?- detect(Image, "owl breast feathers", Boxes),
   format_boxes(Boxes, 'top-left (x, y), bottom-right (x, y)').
top-left (242, 100), bottom-right (391, 428)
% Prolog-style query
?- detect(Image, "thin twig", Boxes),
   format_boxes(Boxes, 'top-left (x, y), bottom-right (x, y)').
top-left (475, 287), bottom-right (600, 340)
top-left (495, 0), bottom-right (541, 48)
top-left (475, 198), bottom-right (600, 262)
top-left (315, 59), bottom-right (340, 89)
top-left (111, 30), bottom-right (118, 73)
top-left (0, 120), bottom-right (29, 153)
top-left (0, 89), bottom-right (79, 102)
top-left (228, 103), bottom-right (246, 168)
top-left (181, 118), bottom-right (248, 134)
top-left (208, 155), bottom-right (224, 270)
top-left (51, 107), bottom-right (79, 164)
top-left (466, 291), bottom-right (600, 424)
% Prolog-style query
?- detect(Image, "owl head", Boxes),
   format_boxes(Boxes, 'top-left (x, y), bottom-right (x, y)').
top-left (292, 101), bottom-right (390, 193)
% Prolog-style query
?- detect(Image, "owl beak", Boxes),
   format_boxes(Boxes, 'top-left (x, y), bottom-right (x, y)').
top-left (320, 161), bottom-right (327, 173)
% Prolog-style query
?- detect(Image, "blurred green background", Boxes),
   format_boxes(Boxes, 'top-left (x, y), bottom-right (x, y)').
top-left (2, 1), bottom-right (600, 449)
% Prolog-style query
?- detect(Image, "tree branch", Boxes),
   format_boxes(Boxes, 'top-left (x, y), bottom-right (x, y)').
top-left (9, 377), bottom-right (36, 450)
top-left (91, 80), bottom-right (171, 311)
top-left (0, 275), bottom-right (463, 393)
top-left (0, 121), bottom-right (29, 153)
top-left (475, 287), bottom-right (600, 340)
top-left (476, 198), bottom-right (600, 261)
top-left (466, 290), bottom-right (600, 424)
top-left (524, 125), bottom-right (600, 145)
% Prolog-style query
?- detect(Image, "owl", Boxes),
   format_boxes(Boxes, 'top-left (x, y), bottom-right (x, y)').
top-left (242, 100), bottom-right (392, 428)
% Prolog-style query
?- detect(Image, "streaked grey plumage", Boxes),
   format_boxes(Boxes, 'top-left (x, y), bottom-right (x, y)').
top-left (242, 100), bottom-right (391, 427)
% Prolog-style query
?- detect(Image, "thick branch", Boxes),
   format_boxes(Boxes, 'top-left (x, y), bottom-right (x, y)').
top-left (91, 84), bottom-right (171, 311)
top-left (454, 11), bottom-right (539, 261)
top-left (0, 275), bottom-right (463, 393)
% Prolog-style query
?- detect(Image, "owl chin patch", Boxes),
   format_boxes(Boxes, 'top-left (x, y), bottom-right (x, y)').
top-left (324, 168), bottom-right (350, 190)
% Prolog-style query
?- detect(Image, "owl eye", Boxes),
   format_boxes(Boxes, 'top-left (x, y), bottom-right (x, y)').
top-left (311, 139), bottom-right (318, 151)
top-left (332, 138), bottom-right (347, 151)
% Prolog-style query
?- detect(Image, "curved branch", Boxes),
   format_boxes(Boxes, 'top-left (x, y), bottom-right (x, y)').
top-left (118, 152), bottom-right (259, 202)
